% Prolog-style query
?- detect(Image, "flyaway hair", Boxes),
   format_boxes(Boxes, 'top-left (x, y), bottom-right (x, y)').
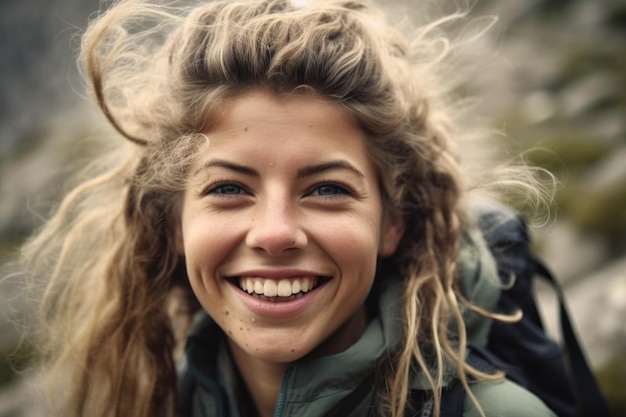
top-left (22, 1), bottom-right (549, 417)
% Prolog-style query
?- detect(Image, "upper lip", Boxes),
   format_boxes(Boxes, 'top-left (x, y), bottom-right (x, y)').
top-left (226, 268), bottom-right (329, 279)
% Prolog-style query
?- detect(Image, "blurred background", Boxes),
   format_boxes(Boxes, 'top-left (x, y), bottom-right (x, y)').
top-left (0, 0), bottom-right (624, 415)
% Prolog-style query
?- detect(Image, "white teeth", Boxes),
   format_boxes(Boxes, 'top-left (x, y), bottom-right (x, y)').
top-left (277, 279), bottom-right (292, 297)
top-left (239, 277), bottom-right (318, 298)
top-left (263, 280), bottom-right (278, 297)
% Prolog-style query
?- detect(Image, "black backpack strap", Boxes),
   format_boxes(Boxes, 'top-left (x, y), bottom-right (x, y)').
top-left (405, 348), bottom-right (503, 417)
top-left (438, 381), bottom-right (466, 417)
top-left (533, 259), bottom-right (610, 416)
top-left (178, 367), bottom-right (197, 417)
top-left (406, 381), bottom-right (465, 417)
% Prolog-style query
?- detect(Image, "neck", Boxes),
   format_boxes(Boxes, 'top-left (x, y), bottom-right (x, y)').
top-left (226, 307), bottom-right (369, 417)
top-left (228, 342), bottom-right (289, 417)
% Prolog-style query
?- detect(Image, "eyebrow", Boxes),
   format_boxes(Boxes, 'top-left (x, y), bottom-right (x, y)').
top-left (194, 160), bottom-right (258, 177)
top-left (194, 159), bottom-right (365, 178)
top-left (296, 160), bottom-right (365, 179)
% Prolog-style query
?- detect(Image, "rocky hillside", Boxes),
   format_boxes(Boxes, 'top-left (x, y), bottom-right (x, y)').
top-left (1, 0), bottom-right (624, 415)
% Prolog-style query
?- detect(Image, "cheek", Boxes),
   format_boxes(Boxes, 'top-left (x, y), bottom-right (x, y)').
top-left (180, 214), bottom-right (234, 292)
top-left (319, 216), bottom-right (381, 276)
top-left (181, 205), bottom-right (238, 258)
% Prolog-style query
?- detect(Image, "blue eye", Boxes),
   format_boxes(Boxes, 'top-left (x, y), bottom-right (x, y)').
top-left (207, 183), bottom-right (245, 195)
top-left (312, 183), bottom-right (349, 196)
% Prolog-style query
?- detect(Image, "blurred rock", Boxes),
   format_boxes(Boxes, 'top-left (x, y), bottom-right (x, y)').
top-left (1, 0), bottom-right (625, 415)
top-left (536, 221), bottom-right (609, 283)
top-left (535, 256), bottom-right (626, 368)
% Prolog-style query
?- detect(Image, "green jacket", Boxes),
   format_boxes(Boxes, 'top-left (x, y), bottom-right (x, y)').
top-left (183, 227), bottom-right (556, 417)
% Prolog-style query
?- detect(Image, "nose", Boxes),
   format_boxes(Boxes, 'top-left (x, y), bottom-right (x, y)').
top-left (245, 195), bottom-right (307, 255)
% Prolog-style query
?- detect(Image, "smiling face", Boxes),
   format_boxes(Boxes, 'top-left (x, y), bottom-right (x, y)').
top-left (177, 91), bottom-right (404, 364)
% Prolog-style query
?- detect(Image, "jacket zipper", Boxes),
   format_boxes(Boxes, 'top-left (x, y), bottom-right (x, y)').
top-left (273, 367), bottom-right (293, 417)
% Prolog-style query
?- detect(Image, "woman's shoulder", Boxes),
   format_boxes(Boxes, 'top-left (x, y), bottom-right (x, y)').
top-left (464, 378), bottom-right (557, 417)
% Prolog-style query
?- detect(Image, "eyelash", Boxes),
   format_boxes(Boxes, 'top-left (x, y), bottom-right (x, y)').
top-left (202, 180), bottom-right (248, 197)
top-left (308, 182), bottom-right (352, 197)
top-left (200, 180), bottom-right (354, 199)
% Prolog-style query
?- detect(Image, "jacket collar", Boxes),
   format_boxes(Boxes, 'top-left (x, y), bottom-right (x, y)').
top-left (185, 272), bottom-right (405, 417)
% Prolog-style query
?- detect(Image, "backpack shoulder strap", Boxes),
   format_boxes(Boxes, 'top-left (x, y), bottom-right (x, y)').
top-left (533, 258), bottom-right (610, 416)
top-left (178, 366), bottom-right (197, 417)
top-left (406, 349), bottom-right (501, 417)
top-left (473, 200), bottom-right (609, 417)
top-left (407, 382), bottom-right (464, 417)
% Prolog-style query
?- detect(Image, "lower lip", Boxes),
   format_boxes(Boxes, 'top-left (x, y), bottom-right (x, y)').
top-left (232, 281), bottom-right (325, 319)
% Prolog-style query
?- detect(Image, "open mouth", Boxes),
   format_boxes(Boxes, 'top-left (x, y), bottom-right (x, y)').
top-left (233, 276), bottom-right (327, 303)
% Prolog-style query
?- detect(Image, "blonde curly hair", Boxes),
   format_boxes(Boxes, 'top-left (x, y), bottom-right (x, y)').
top-left (22, 1), bottom-right (540, 416)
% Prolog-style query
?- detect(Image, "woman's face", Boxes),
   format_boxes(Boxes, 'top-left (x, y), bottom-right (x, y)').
top-left (177, 91), bottom-right (404, 364)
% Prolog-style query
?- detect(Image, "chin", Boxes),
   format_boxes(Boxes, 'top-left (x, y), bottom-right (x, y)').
top-left (245, 343), bottom-right (313, 364)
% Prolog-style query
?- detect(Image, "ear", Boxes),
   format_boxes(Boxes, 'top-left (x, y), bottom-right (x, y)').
top-left (379, 213), bottom-right (405, 257)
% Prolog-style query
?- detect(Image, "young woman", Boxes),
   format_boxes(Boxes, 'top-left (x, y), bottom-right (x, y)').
top-left (23, 1), bottom-right (556, 416)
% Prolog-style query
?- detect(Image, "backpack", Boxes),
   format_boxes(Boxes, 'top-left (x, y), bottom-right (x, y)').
top-left (406, 202), bottom-right (609, 417)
